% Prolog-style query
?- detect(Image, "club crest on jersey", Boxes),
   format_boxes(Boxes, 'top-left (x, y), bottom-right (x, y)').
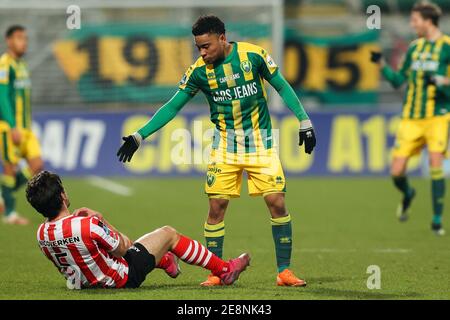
top-left (240, 60), bottom-right (252, 74)
top-left (207, 72), bottom-right (215, 80)
top-left (206, 173), bottom-right (216, 187)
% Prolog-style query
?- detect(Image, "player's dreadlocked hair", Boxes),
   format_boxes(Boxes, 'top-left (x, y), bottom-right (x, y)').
top-left (412, 1), bottom-right (442, 26)
top-left (26, 171), bottom-right (65, 219)
top-left (5, 25), bottom-right (25, 38)
top-left (192, 15), bottom-right (225, 36)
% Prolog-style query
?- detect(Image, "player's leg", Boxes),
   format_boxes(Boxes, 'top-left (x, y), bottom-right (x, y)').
top-left (426, 116), bottom-right (449, 235)
top-left (202, 157), bottom-right (243, 286)
top-left (429, 152), bottom-right (445, 235)
top-left (391, 156), bottom-right (416, 221)
top-left (0, 127), bottom-right (29, 225)
top-left (247, 150), bottom-right (305, 286)
top-left (205, 196), bottom-right (229, 258)
top-left (15, 131), bottom-right (43, 191)
top-left (134, 226), bottom-right (250, 286)
top-left (264, 192), bottom-right (305, 287)
top-left (391, 119), bottom-right (422, 221)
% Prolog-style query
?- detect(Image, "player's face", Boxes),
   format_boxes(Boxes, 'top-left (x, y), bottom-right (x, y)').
top-left (410, 12), bottom-right (430, 37)
top-left (194, 33), bottom-right (226, 64)
top-left (7, 30), bottom-right (28, 57)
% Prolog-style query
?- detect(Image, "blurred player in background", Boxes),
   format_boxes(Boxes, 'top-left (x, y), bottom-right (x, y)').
top-left (27, 170), bottom-right (250, 289)
top-left (0, 25), bottom-right (43, 225)
top-left (371, 2), bottom-right (450, 235)
top-left (117, 15), bottom-right (316, 287)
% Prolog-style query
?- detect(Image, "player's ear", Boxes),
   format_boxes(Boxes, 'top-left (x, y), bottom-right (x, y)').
top-left (61, 191), bottom-right (70, 208)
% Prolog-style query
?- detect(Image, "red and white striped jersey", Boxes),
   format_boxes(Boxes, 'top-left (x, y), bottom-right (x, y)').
top-left (37, 215), bottom-right (129, 289)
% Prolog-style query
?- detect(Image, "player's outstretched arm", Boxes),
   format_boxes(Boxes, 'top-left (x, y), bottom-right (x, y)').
top-left (268, 72), bottom-right (316, 154)
top-left (370, 50), bottom-right (411, 89)
top-left (116, 90), bottom-right (193, 162)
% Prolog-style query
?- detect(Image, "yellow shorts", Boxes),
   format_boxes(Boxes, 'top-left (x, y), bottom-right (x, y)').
top-left (205, 149), bottom-right (286, 198)
top-left (0, 122), bottom-right (42, 165)
top-left (393, 116), bottom-right (449, 158)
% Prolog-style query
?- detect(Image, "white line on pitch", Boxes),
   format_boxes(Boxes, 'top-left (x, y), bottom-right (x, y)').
top-left (373, 248), bottom-right (412, 253)
top-left (87, 176), bottom-right (133, 197)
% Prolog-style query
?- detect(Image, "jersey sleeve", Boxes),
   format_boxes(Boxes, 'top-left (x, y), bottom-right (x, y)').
top-left (255, 48), bottom-right (279, 81)
top-left (89, 217), bottom-right (120, 252)
top-left (381, 45), bottom-right (413, 89)
top-left (178, 64), bottom-right (200, 96)
top-left (0, 61), bottom-right (15, 127)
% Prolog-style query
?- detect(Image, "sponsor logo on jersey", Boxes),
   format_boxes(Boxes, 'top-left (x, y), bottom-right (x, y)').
top-left (219, 73), bottom-right (240, 83)
top-left (39, 236), bottom-right (81, 247)
top-left (212, 81), bottom-right (259, 102)
top-left (411, 60), bottom-right (438, 72)
top-left (14, 78), bottom-right (31, 89)
top-left (240, 60), bottom-right (252, 73)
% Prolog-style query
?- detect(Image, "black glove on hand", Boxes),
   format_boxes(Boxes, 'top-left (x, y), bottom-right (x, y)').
top-left (424, 74), bottom-right (436, 86)
top-left (299, 120), bottom-right (316, 154)
top-left (370, 51), bottom-right (383, 63)
top-left (117, 134), bottom-right (141, 162)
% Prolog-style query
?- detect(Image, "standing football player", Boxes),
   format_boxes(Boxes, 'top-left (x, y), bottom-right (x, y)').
top-left (117, 15), bottom-right (316, 287)
top-left (0, 25), bottom-right (43, 225)
top-left (371, 2), bottom-right (450, 235)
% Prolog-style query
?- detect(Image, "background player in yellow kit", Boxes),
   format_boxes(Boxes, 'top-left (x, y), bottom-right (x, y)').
top-left (117, 15), bottom-right (316, 287)
top-left (0, 25), bottom-right (43, 225)
top-left (371, 2), bottom-right (450, 235)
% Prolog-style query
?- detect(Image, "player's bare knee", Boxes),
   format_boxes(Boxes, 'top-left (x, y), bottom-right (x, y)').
top-left (161, 225), bottom-right (177, 236)
top-left (268, 202), bottom-right (286, 217)
top-left (208, 199), bottom-right (227, 222)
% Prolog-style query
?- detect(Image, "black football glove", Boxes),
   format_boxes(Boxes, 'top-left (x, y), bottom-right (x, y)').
top-left (424, 74), bottom-right (447, 87)
top-left (424, 73), bottom-right (436, 86)
top-left (117, 133), bottom-right (141, 162)
top-left (299, 120), bottom-right (316, 154)
top-left (370, 51), bottom-right (383, 64)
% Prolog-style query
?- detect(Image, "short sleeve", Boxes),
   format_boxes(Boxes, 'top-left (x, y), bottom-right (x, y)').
top-left (256, 48), bottom-right (279, 81)
top-left (90, 217), bottom-right (120, 252)
top-left (178, 65), bottom-right (200, 96)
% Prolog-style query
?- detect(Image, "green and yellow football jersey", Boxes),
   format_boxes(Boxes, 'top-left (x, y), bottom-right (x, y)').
top-left (179, 42), bottom-right (278, 154)
top-left (0, 52), bottom-right (32, 129)
top-left (383, 35), bottom-right (450, 119)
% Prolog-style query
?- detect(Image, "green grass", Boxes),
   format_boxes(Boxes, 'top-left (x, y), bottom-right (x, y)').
top-left (1, 177), bottom-right (449, 300)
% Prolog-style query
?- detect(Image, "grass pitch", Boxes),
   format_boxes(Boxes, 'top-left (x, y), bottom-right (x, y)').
top-left (0, 177), bottom-right (449, 300)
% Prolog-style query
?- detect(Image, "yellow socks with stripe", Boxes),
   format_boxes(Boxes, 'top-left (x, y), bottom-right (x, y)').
top-left (1, 175), bottom-right (16, 217)
top-left (204, 221), bottom-right (225, 259)
top-left (14, 167), bottom-right (32, 191)
top-left (431, 168), bottom-right (445, 225)
top-left (271, 214), bottom-right (292, 273)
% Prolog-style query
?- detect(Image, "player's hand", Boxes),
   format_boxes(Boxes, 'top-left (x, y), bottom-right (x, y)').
top-left (299, 119), bottom-right (316, 154)
top-left (425, 74), bottom-right (448, 87)
top-left (370, 51), bottom-right (383, 64)
top-left (11, 128), bottom-right (22, 146)
top-left (73, 207), bottom-right (103, 220)
top-left (117, 132), bottom-right (142, 162)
